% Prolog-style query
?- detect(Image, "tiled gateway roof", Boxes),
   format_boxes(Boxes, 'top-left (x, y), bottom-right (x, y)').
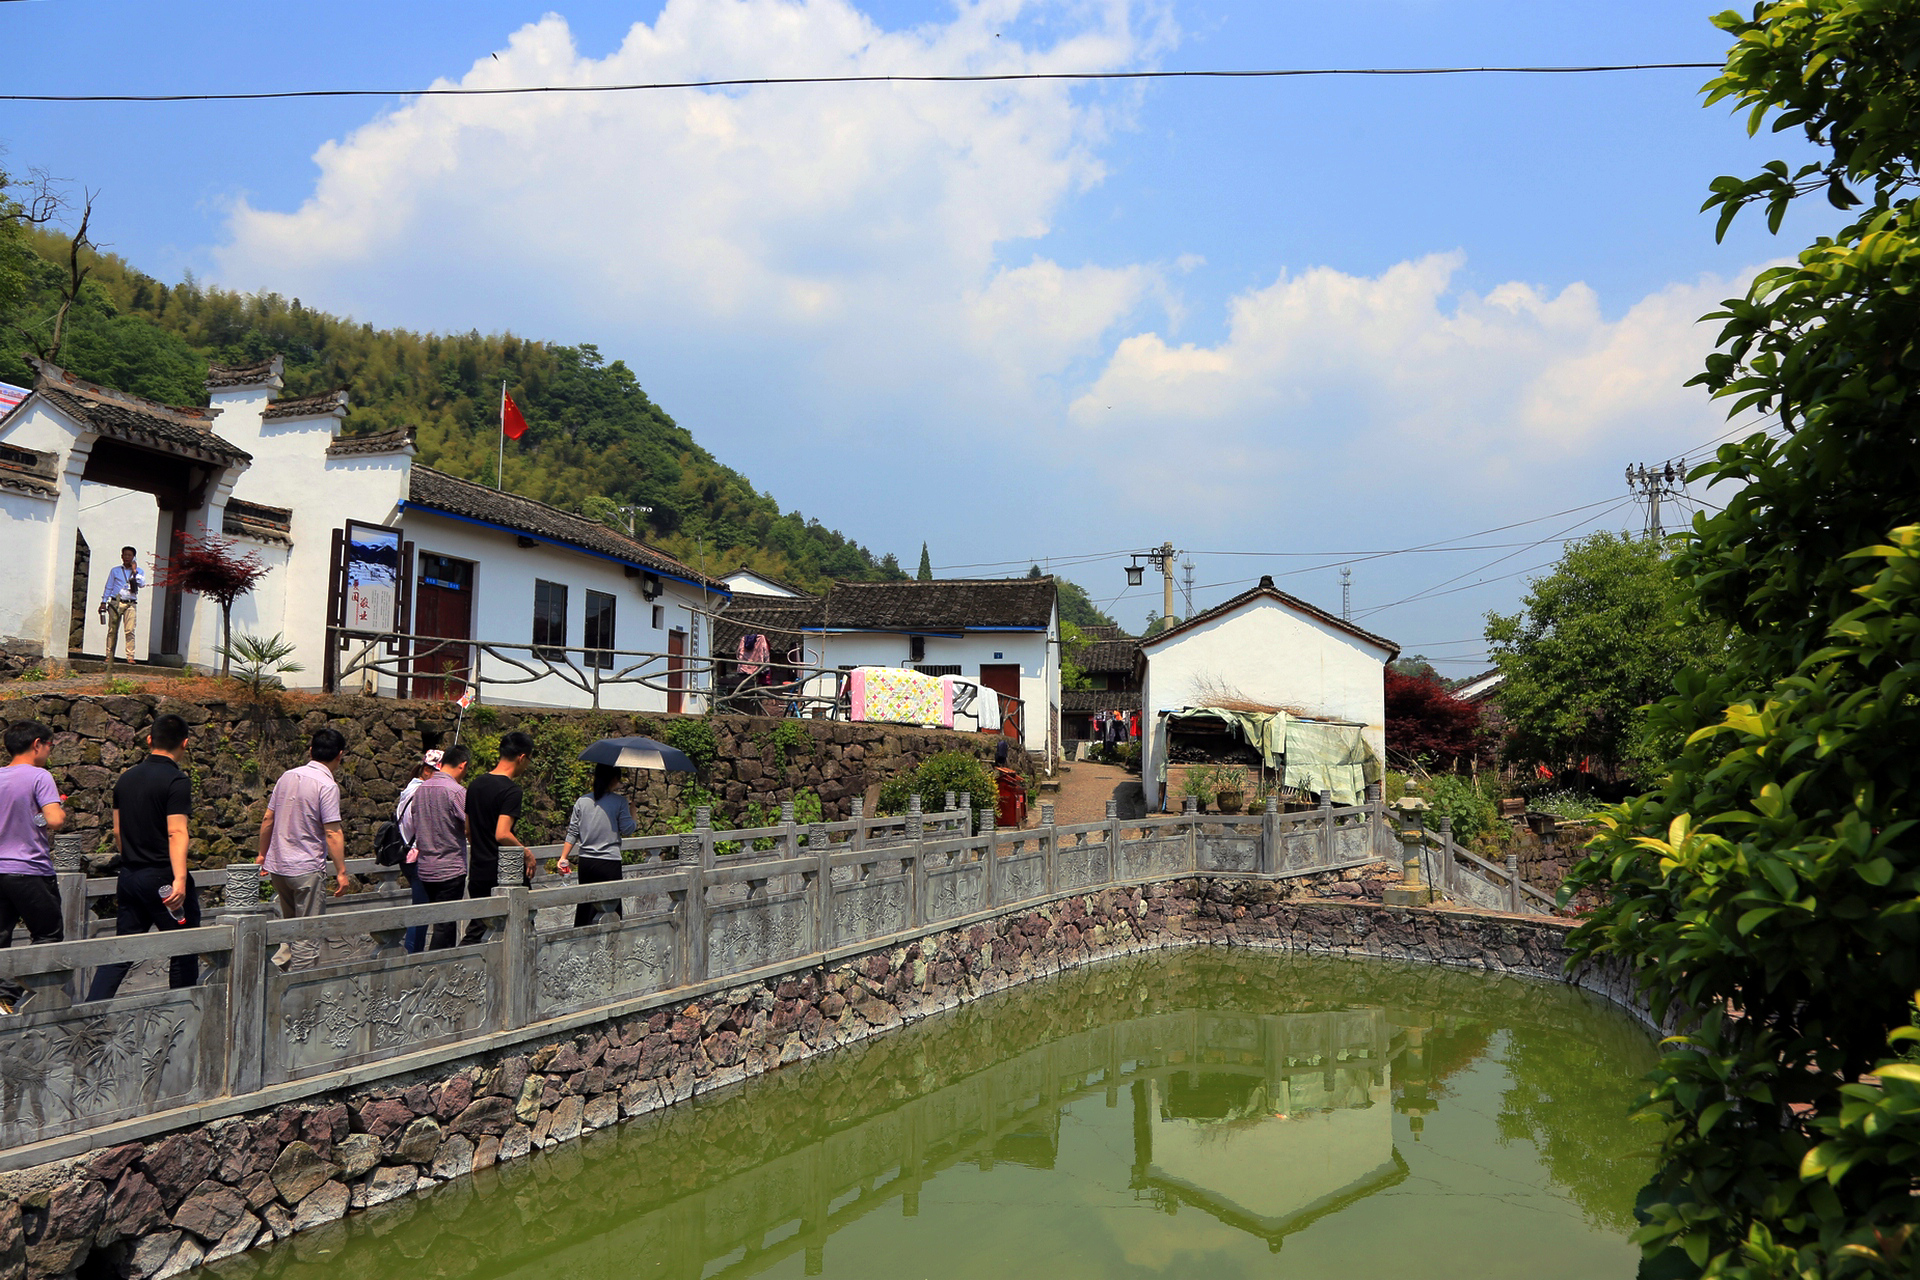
top-left (1063, 689), bottom-right (1140, 714)
top-left (28, 361), bottom-right (250, 466)
top-left (205, 357), bottom-right (283, 390)
top-left (264, 389), bottom-right (349, 421)
top-left (403, 466), bottom-right (721, 589)
top-left (818, 578), bottom-right (1056, 632)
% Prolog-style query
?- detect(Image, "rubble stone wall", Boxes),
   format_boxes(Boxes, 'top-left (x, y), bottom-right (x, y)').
top-left (0, 692), bottom-right (1031, 869)
top-left (0, 878), bottom-right (1630, 1280)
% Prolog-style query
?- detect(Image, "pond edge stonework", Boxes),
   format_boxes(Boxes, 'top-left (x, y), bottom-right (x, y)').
top-left (0, 878), bottom-right (1637, 1280)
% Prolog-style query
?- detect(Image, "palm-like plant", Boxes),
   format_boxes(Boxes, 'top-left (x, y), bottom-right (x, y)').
top-left (216, 632), bottom-right (304, 697)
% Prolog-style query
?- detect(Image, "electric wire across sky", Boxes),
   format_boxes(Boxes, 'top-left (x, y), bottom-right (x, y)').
top-left (0, 63), bottom-right (1724, 104)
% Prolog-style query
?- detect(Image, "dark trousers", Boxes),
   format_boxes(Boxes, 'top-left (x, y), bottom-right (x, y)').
top-left (86, 866), bottom-right (200, 1001)
top-left (574, 856), bottom-right (623, 928)
top-left (422, 876), bottom-right (466, 951)
top-left (461, 853), bottom-right (500, 947)
top-left (403, 861), bottom-right (429, 954)
top-left (0, 873), bottom-right (62, 1004)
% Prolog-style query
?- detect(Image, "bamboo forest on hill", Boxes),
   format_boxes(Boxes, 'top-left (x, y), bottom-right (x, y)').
top-left (0, 227), bottom-right (903, 589)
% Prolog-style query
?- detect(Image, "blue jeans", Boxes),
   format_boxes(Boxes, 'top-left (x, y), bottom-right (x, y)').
top-left (404, 860), bottom-right (428, 953)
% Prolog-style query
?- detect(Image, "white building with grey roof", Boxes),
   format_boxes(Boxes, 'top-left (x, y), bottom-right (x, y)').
top-left (0, 356), bottom-right (728, 712)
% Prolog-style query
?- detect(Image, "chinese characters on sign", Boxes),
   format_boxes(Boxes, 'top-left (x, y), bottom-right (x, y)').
top-left (344, 522), bottom-right (402, 634)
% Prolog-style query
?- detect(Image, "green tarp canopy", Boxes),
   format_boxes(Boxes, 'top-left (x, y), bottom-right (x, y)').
top-left (1160, 707), bottom-right (1379, 805)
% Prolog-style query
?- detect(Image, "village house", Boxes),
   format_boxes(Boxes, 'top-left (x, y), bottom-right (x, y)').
top-left (0, 357), bottom-right (727, 711)
top-left (1063, 624), bottom-right (1142, 746)
top-left (1138, 575), bottom-right (1399, 810)
top-left (718, 565), bottom-right (807, 598)
top-left (717, 577), bottom-right (1060, 758)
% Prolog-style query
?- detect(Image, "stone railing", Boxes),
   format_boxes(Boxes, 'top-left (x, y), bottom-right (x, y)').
top-left (0, 792), bottom-right (1396, 1168)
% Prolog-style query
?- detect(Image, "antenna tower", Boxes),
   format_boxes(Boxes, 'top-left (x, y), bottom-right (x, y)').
top-left (1341, 566), bottom-right (1352, 621)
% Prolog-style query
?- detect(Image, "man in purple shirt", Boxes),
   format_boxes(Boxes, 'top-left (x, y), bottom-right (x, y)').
top-left (408, 745), bottom-right (471, 951)
top-left (0, 720), bottom-right (67, 1012)
top-left (257, 728), bottom-right (349, 971)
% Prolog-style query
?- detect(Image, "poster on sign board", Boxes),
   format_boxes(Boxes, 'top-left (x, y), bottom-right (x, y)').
top-left (344, 521), bottom-right (402, 633)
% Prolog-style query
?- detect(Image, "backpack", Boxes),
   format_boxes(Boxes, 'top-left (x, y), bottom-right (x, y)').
top-left (374, 793), bottom-right (414, 867)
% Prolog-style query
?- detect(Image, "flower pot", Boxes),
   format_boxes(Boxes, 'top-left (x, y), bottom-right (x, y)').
top-left (1216, 790), bottom-right (1244, 814)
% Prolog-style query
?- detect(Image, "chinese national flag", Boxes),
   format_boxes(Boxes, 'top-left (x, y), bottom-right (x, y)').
top-left (502, 391), bottom-right (529, 440)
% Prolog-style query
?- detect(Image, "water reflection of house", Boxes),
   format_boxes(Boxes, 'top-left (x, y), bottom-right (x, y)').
top-left (1136, 1009), bottom-right (1402, 1249)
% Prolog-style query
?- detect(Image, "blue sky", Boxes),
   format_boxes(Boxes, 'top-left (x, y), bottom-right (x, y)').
top-left (0, 1), bottom-right (1830, 667)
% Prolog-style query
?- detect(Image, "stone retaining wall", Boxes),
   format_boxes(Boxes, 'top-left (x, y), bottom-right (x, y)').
top-left (0, 692), bottom-right (1031, 869)
top-left (0, 876), bottom-right (1631, 1280)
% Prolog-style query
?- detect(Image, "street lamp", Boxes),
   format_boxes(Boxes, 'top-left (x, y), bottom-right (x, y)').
top-left (1124, 561), bottom-right (1145, 587)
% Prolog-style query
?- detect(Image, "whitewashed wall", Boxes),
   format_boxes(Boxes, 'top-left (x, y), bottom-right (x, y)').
top-left (393, 511), bottom-right (716, 713)
top-left (73, 482), bottom-right (162, 660)
top-left (796, 628), bottom-right (1055, 753)
top-left (1139, 599), bottom-right (1390, 809)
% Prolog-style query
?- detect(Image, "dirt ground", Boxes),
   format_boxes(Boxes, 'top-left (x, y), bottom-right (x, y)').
top-left (1041, 759), bottom-right (1148, 826)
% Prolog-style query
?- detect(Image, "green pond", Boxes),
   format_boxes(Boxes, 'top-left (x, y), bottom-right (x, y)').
top-left (222, 951), bottom-right (1660, 1280)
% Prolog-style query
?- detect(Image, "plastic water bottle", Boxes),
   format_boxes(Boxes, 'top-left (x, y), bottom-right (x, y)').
top-left (161, 884), bottom-right (186, 925)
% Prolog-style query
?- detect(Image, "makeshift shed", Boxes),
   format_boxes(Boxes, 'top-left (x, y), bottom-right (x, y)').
top-left (1157, 707), bottom-right (1380, 808)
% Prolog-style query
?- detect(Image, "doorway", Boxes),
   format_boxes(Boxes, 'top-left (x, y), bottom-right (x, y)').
top-left (413, 554), bottom-right (474, 700)
top-left (667, 628), bottom-right (687, 714)
top-left (979, 663), bottom-right (1023, 741)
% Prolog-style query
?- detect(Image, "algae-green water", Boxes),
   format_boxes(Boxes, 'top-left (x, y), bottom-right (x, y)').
top-left (228, 951), bottom-right (1659, 1280)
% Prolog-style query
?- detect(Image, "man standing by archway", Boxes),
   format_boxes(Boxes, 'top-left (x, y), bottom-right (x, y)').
top-left (98, 545), bottom-right (145, 667)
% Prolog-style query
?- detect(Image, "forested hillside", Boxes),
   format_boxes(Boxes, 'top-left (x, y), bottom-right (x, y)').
top-left (0, 224), bottom-right (904, 587)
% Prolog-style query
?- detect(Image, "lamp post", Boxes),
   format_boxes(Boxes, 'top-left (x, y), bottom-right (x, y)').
top-left (1125, 543), bottom-right (1180, 628)
top-left (1382, 794), bottom-right (1435, 906)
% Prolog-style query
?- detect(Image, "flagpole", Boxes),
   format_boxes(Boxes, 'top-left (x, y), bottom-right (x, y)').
top-left (497, 379), bottom-right (506, 489)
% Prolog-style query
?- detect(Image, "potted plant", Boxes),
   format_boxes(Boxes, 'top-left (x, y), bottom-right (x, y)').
top-left (1214, 765), bottom-right (1248, 814)
top-left (1178, 765), bottom-right (1218, 812)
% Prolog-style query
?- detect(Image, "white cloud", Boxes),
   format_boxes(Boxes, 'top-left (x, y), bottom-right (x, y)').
top-left (215, 0), bottom-right (1175, 373)
top-left (1065, 254), bottom-right (1758, 509)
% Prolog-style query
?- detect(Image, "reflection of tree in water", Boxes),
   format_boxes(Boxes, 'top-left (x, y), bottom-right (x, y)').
top-left (1495, 1013), bottom-right (1661, 1233)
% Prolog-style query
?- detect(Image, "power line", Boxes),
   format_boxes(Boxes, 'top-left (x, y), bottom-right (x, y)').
top-left (0, 63), bottom-right (1723, 105)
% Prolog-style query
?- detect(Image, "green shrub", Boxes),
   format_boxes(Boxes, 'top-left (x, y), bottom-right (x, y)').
top-left (878, 752), bottom-right (997, 831)
top-left (1424, 773), bottom-right (1498, 846)
top-left (1177, 766), bottom-right (1218, 803)
top-left (761, 720), bottom-right (814, 770)
top-left (1529, 789), bottom-right (1603, 822)
top-left (663, 717), bottom-right (718, 770)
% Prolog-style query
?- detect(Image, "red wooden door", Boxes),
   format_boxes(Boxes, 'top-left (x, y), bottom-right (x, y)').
top-left (979, 663), bottom-right (1023, 740)
top-left (667, 628), bottom-right (687, 714)
top-left (413, 556), bottom-right (473, 701)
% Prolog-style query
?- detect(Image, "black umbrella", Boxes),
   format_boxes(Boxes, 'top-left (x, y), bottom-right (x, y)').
top-left (578, 735), bottom-right (696, 773)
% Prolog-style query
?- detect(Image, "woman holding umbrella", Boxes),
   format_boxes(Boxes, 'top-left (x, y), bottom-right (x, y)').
top-left (557, 764), bottom-right (638, 927)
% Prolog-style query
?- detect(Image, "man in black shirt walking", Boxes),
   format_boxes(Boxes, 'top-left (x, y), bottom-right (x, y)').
top-left (87, 714), bottom-right (198, 1000)
top-left (461, 731), bottom-right (536, 946)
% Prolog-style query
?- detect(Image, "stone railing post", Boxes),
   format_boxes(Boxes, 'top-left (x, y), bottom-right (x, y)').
top-left (980, 804), bottom-right (998, 907)
top-left (810, 822), bottom-right (834, 950)
top-left (1181, 795), bottom-right (1198, 816)
top-left (943, 791), bottom-right (956, 833)
top-left (907, 794), bottom-right (924, 842)
top-left (1260, 793), bottom-right (1280, 875)
top-left (1436, 814), bottom-right (1453, 899)
top-left (1318, 791), bottom-right (1335, 867)
top-left (850, 796), bottom-right (867, 853)
top-left (1040, 801), bottom-right (1057, 895)
top-left (676, 830), bottom-right (707, 984)
top-left (1507, 851), bottom-right (1521, 913)
top-left (219, 862), bottom-right (269, 1096)
top-left (51, 834), bottom-right (87, 1000)
top-left (1366, 780), bottom-right (1386, 859)
top-left (780, 799), bottom-right (797, 859)
top-left (501, 885), bottom-right (534, 1030)
top-left (958, 791), bottom-right (972, 838)
top-left (1106, 798), bottom-right (1121, 885)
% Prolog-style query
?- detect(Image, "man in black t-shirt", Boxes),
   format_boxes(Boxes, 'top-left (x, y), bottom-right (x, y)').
top-left (460, 731), bottom-right (537, 946)
top-left (87, 714), bottom-right (198, 1000)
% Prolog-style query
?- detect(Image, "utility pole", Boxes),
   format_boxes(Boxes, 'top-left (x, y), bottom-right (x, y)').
top-left (1626, 461), bottom-right (1682, 538)
top-left (1341, 566), bottom-right (1352, 621)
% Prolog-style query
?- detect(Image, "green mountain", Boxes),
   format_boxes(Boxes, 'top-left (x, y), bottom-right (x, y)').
top-left (0, 217), bottom-right (1116, 616)
top-left (0, 225), bottom-right (908, 587)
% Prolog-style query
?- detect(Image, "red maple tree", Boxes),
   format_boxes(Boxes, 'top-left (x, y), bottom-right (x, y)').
top-left (157, 532), bottom-right (270, 677)
top-left (1384, 668), bottom-right (1481, 769)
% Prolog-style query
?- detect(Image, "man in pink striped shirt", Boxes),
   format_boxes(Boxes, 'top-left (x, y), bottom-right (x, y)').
top-left (257, 728), bottom-right (349, 970)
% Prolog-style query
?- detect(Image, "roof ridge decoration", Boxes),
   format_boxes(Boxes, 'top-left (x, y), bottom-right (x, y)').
top-left (26, 357), bottom-right (221, 430)
top-left (324, 422), bottom-right (412, 458)
top-left (264, 387), bottom-right (350, 422)
top-left (1139, 573), bottom-right (1400, 659)
top-left (205, 355), bottom-right (285, 392)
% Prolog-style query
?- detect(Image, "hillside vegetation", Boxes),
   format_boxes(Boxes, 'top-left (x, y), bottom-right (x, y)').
top-left (0, 224), bottom-right (902, 587)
